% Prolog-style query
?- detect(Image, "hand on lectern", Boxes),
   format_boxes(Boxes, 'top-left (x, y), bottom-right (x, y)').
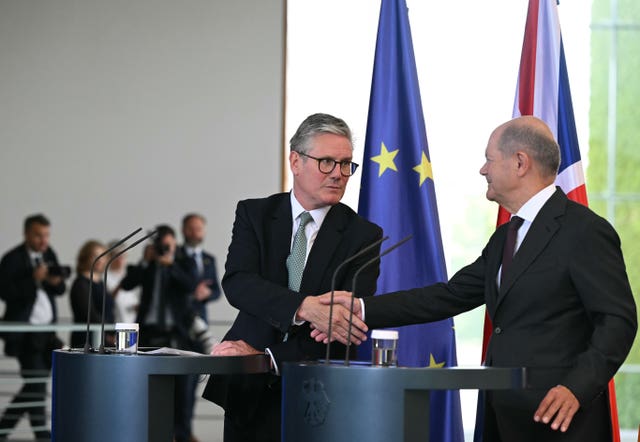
top-left (211, 340), bottom-right (262, 357)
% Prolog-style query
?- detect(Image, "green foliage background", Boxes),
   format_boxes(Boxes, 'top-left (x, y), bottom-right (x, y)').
top-left (590, 0), bottom-right (639, 429)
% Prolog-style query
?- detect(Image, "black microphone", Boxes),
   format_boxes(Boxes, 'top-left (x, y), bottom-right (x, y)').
top-left (83, 227), bottom-right (142, 353)
top-left (324, 236), bottom-right (389, 364)
top-left (344, 234), bottom-right (412, 366)
top-left (98, 229), bottom-right (158, 353)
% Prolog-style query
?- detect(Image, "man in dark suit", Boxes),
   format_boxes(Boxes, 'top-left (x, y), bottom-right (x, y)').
top-left (202, 113), bottom-right (383, 442)
top-left (0, 214), bottom-right (67, 440)
top-left (314, 116), bottom-right (637, 441)
top-left (177, 213), bottom-right (221, 324)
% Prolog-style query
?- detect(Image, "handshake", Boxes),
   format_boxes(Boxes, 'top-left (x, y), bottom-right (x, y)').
top-left (210, 291), bottom-right (367, 358)
top-left (296, 291), bottom-right (368, 346)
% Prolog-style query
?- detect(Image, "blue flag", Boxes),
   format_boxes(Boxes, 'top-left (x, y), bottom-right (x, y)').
top-left (358, 1), bottom-right (464, 441)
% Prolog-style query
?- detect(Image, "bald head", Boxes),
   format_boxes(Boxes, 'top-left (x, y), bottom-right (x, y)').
top-left (495, 116), bottom-right (561, 180)
top-left (480, 116), bottom-right (562, 213)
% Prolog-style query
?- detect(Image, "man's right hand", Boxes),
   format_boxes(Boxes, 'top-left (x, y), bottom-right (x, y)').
top-left (296, 291), bottom-right (367, 346)
top-left (315, 291), bottom-right (362, 316)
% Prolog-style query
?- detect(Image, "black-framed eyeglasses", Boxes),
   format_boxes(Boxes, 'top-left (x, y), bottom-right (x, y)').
top-left (297, 152), bottom-right (359, 177)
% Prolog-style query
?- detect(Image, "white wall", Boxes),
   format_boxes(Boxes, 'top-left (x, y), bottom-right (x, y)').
top-left (0, 0), bottom-right (285, 323)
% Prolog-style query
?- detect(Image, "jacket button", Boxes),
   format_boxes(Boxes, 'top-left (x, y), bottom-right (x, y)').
top-left (494, 327), bottom-right (502, 334)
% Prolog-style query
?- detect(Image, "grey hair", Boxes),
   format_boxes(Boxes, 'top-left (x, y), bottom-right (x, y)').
top-left (289, 113), bottom-right (353, 154)
top-left (499, 121), bottom-right (561, 178)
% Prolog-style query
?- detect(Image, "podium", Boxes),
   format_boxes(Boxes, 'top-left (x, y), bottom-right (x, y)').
top-left (282, 362), bottom-right (527, 442)
top-left (51, 349), bottom-right (270, 442)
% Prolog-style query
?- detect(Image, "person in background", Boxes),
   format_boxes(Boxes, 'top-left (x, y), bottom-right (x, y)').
top-left (177, 213), bottom-right (221, 323)
top-left (105, 241), bottom-right (140, 324)
top-left (175, 213), bottom-right (222, 442)
top-left (0, 214), bottom-right (67, 440)
top-left (69, 240), bottom-right (115, 349)
top-left (120, 224), bottom-right (196, 442)
top-left (201, 113), bottom-right (384, 442)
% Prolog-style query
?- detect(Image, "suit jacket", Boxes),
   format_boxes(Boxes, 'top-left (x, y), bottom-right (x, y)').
top-left (120, 260), bottom-right (195, 340)
top-left (364, 189), bottom-right (637, 437)
top-left (0, 244), bottom-right (66, 355)
top-left (175, 245), bottom-right (221, 321)
top-left (202, 193), bottom-right (383, 420)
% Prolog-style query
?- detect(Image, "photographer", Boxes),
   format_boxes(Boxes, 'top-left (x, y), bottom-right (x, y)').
top-left (120, 224), bottom-right (195, 348)
top-left (119, 224), bottom-right (197, 442)
top-left (0, 213), bottom-right (68, 440)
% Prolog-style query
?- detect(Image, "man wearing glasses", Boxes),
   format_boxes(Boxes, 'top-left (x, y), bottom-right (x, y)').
top-left (202, 113), bottom-right (383, 442)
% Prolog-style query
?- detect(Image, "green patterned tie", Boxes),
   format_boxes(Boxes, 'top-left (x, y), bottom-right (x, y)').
top-left (286, 211), bottom-right (313, 291)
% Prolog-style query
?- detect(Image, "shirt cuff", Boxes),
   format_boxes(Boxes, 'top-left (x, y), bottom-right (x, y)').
top-left (359, 298), bottom-right (366, 321)
top-left (292, 309), bottom-right (306, 326)
top-left (264, 347), bottom-right (280, 376)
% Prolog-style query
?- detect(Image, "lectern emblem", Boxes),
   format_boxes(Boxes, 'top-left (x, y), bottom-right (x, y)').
top-left (302, 378), bottom-right (330, 426)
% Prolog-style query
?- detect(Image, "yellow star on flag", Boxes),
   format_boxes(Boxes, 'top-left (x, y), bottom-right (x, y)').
top-left (428, 354), bottom-right (445, 368)
top-left (370, 142), bottom-right (399, 177)
top-left (413, 151), bottom-right (433, 186)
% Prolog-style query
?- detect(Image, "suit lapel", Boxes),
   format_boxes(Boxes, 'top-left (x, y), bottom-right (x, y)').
top-left (268, 194), bottom-right (294, 287)
top-left (497, 190), bottom-right (566, 306)
top-left (486, 229), bottom-right (506, 308)
top-left (299, 204), bottom-right (347, 294)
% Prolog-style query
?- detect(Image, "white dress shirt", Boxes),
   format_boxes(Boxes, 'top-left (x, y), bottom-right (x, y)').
top-left (28, 251), bottom-right (54, 325)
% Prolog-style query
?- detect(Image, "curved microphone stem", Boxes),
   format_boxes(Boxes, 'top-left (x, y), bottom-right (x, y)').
top-left (324, 236), bottom-right (388, 364)
top-left (344, 234), bottom-right (412, 366)
top-left (83, 227), bottom-right (142, 353)
top-left (98, 230), bottom-right (158, 353)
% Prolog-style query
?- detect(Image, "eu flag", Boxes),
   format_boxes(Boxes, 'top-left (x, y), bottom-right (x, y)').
top-left (358, 1), bottom-right (464, 440)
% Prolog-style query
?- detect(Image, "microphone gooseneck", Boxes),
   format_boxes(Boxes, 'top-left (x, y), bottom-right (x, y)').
top-left (344, 234), bottom-right (412, 366)
top-left (83, 227), bottom-right (142, 353)
top-left (324, 236), bottom-right (388, 364)
top-left (98, 230), bottom-right (158, 353)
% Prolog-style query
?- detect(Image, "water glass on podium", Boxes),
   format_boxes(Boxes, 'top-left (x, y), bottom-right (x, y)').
top-left (371, 329), bottom-right (398, 367)
top-left (114, 323), bottom-right (139, 354)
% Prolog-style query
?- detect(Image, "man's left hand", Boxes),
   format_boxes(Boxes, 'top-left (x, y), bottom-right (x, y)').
top-left (211, 340), bottom-right (262, 356)
top-left (533, 384), bottom-right (580, 432)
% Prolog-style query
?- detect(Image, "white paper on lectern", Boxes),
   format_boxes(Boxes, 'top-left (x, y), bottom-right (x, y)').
top-left (138, 347), bottom-right (207, 356)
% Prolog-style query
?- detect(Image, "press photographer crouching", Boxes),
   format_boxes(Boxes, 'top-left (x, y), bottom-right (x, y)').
top-left (0, 213), bottom-right (69, 440)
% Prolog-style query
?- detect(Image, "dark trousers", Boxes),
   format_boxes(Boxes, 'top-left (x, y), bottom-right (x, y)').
top-left (0, 333), bottom-right (52, 439)
top-left (223, 385), bottom-right (281, 442)
top-left (484, 391), bottom-right (611, 442)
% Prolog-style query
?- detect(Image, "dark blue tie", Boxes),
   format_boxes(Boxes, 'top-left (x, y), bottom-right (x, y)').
top-left (501, 216), bottom-right (524, 285)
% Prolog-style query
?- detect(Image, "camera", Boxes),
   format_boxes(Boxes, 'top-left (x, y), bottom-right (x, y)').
top-left (153, 239), bottom-right (170, 256)
top-left (48, 264), bottom-right (72, 279)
